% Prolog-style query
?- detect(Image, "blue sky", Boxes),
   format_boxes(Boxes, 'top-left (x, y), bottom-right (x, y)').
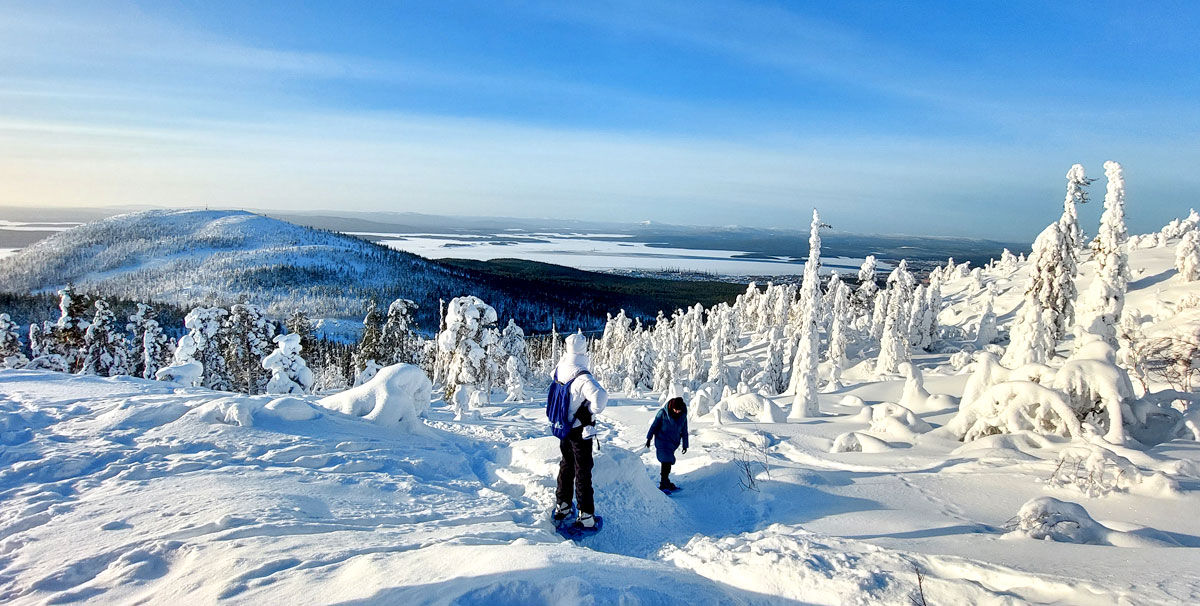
top-left (1, 1), bottom-right (1198, 240)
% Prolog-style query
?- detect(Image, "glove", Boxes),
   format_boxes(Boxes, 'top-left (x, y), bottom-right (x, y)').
top-left (582, 425), bottom-right (597, 440)
top-left (644, 440), bottom-right (651, 449)
top-left (682, 448), bottom-right (688, 454)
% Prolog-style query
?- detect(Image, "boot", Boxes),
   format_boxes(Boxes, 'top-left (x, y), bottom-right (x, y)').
top-left (553, 501), bottom-right (573, 522)
top-left (577, 512), bottom-right (596, 528)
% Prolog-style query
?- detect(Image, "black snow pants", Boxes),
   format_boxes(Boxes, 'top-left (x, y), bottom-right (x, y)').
top-left (555, 426), bottom-right (595, 515)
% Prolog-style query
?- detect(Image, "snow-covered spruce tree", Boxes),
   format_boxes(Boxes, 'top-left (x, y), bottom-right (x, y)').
top-left (626, 330), bottom-right (655, 392)
top-left (822, 271), bottom-right (843, 333)
top-left (285, 310), bottom-right (314, 352)
top-left (125, 303), bottom-right (150, 377)
top-left (0, 313), bottom-right (28, 368)
top-left (480, 323), bottom-right (504, 404)
top-left (757, 333), bottom-right (786, 396)
top-left (1055, 164), bottom-right (1091, 335)
top-left (158, 307), bottom-right (230, 389)
top-left (907, 284), bottom-right (930, 351)
top-left (1003, 224), bottom-right (1066, 367)
top-left (380, 298), bottom-right (420, 366)
top-left (855, 255), bottom-right (879, 310)
top-left (263, 333), bottom-right (314, 394)
top-left (222, 303), bottom-right (276, 394)
top-left (826, 277), bottom-right (852, 389)
top-left (82, 300), bottom-right (130, 377)
top-left (140, 316), bottom-right (172, 380)
top-left (1078, 161), bottom-right (1130, 348)
top-left (499, 319), bottom-right (531, 384)
top-left (975, 288), bottom-right (999, 348)
top-left (875, 260), bottom-right (914, 375)
top-left (788, 209), bottom-right (825, 419)
top-left (1059, 164), bottom-right (1093, 253)
top-left (1177, 230), bottom-right (1200, 282)
top-left (706, 331), bottom-right (728, 392)
top-left (44, 283), bottom-right (90, 373)
top-left (504, 355), bottom-right (526, 401)
top-left (352, 302), bottom-right (384, 386)
top-left (436, 296), bottom-right (498, 406)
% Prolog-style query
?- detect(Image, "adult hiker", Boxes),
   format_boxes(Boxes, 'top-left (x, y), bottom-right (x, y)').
top-left (549, 332), bottom-right (608, 529)
top-left (645, 396), bottom-right (688, 492)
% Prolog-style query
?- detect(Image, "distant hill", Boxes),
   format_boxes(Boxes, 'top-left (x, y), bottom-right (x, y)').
top-left (0, 210), bottom-right (733, 336)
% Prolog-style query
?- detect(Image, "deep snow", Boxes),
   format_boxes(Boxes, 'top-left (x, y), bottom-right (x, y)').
top-left (2, 238), bottom-right (1200, 605)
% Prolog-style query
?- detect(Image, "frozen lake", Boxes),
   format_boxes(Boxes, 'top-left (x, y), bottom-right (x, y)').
top-left (364, 232), bottom-right (880, 277)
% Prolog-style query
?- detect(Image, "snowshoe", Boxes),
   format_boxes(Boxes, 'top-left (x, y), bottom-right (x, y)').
top-left (659, 482), bottom-right (681, 495)
top-left (557, 514), bottom-right (603, 541)
top-left (552, 502), bottom-right (574, 524)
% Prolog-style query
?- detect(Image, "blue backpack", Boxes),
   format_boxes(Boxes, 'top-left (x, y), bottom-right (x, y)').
top-left (547, 369), bottom-right (592, 439)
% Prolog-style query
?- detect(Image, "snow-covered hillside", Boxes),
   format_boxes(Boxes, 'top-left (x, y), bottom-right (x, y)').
top-left (0, 210), bottom-right (610, 335)
top-left (3, 228), bottom-right (1200, 604)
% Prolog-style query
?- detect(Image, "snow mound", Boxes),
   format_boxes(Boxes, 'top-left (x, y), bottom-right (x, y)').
top-left (852, 402), bottom-right (932, 439)
top-left (718, 392), bottom-right (786, 423)
top-left (264, 397), bottom-right (319, 422)
top-left (830, 431), bottom-right (892, 453)
top-left (317, 363), bottom-right (431, 430)
top-left (1004, 497), bottom-right (1175, 548)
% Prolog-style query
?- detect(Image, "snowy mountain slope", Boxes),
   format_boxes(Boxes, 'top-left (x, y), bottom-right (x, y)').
top-left (0, 210), bottom-right (622, 335)
top-left (3, 230), bottom-right (1200, 604)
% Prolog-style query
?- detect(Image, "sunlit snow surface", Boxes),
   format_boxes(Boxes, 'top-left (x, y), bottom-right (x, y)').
top-left (3, 238), bottom-right (1200, 604)
top-left (366, 231), bottom-right (877, 276)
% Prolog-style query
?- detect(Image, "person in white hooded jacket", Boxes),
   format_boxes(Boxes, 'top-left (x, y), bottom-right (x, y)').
top-left (552, 332), bottom-right (608, 528)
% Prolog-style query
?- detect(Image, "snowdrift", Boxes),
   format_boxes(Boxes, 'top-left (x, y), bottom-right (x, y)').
top-left (317, 363), bottom-right (431, 430)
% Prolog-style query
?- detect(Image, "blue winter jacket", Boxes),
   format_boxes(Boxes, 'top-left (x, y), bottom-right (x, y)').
top-left (647, 406), bottom-right (689, 464)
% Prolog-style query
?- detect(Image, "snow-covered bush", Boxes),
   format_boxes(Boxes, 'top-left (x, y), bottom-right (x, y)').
top-left (1051, 339), bottom-right (1136, 443)
top-left (1048, 444), bottom-right (1179, 498)
top-left (897, 363), bottom-right (954, 412)
top-left (262, 333), bottom-right (314, 394)
top-left (1004, 497), bottom-right (1109, 544)
top-left (852, 402), bottom-right (932, 439)
top-left (947, 381), bottom-right (1083, 442)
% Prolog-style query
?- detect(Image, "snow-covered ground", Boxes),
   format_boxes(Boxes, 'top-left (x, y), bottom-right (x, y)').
top-left (3, 237), bottom-right (1200, 605)
top-left (369, 231), bottom-right (877, 277)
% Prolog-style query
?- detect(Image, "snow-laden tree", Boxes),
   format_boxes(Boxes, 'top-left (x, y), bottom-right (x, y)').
top-left (125, 303), bottom-right (160, 378)
top-left (856, 255), bottom-right (879, 309)
top-left (1003, 224), bottom-right (1068, 367)
top-left (1176, 230), bottom-right (1200, 282)
top-left (263, 333), bottom-right (314, 394)
top-left (158, 307), bottom-right (229, 389)
top-left (1056, 165), bottom-right (1091, 336)
top-left (437, 296), bottom-right (498, 406)
top-left (788, 209), bottom-right (825, 419)
top-left (499, 319), bottom-right (531, 386)
top-left (826, 278), bottom-right (853, 389)
top-left (380, 298), bottom-right (420, 366)
top-left (0, 313), bottom-right (28, 368)
top-left (757, 333), bottom-right (787, 396)
top-left (975, 292), bottom-right (999, 348)
top-left (1078, 161), bottom-right (1130, 348)
top-left (503, 355), bottom-right (526, 402)
top-left (1059, 164), bottom-right (1093, 253)
top-left (43, 284), bottom-right (89, 373)
top-left (353, 302), bottom-right (384, 386)
top-left (869, 288), bottom-right (889, 340)
top-left (82, 300), bottom-right (130, 377)
top-left (907, 284), bottom-right (931, 351)
top-left (625, 330), bottom-right (655, 392)
top-left (822, 272), bottom-right (843, 332)
top-left (140, 316), bottom-right (172, 380)
top-left (875, 260), bottom-right (914, 375)
top-left (223, 303), bottom-right (276, 394)
top-left (285, 310), bottom-right (314, 352)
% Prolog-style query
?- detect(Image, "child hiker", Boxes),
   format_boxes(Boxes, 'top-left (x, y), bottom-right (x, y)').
top-left (645, 396), bottom-right (688, 491)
